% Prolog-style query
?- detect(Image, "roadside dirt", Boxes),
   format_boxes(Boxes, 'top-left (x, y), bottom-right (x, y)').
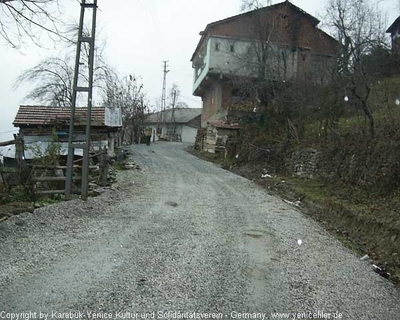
top-left (0, 201), bottom-right (35, 221)
top-left (192, 150), bottom-right (400, 286)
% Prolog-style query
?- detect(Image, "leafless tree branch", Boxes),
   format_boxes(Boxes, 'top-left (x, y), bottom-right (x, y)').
top-left (0, 0), bottom-right (69, 48)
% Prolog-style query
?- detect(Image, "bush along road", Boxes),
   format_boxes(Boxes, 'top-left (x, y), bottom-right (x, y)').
top-left (0, 142), bottom-right (399, 319)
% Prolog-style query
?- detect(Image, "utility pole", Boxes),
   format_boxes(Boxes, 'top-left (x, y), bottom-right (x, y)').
top-left (161, 61), bottom-right (169, 137)
top-left (171, 90), bottom-right (176, 140)
top-left (65, 0), bottom-right (98, 200)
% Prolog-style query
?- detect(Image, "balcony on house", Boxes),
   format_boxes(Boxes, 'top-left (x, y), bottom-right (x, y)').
top-left (192, 37), bottom-right (256, 96)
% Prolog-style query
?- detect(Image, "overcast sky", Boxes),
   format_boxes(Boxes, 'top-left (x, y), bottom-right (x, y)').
top-left (1, 0), bottom-right (399, 141)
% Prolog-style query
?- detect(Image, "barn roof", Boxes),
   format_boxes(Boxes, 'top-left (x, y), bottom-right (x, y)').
top-left (13, 105), bottom-right (105, 127)
top-left (145, 108), bottom-right (202, 124)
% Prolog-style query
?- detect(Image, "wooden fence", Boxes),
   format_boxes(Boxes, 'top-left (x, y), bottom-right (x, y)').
top-left (0, 137), bottom-right (109, 197)
top-left (30, 148), bottom-right (108, 196)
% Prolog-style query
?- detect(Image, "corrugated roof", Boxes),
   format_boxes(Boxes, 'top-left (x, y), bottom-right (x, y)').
top-left (145, 108), bottom-right (202, 124)
top-left (13, 105), bottom-right (105, 127)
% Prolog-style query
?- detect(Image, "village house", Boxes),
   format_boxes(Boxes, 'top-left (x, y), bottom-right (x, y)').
top-left (0, 105), bottom-right (122, 164)
top-left (144, 108), bottom-right (201, 144)
top-left (191, 1), bottom-right (338, 152)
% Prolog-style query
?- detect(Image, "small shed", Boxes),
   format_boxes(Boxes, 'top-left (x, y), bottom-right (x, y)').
top-left (8, 105), bottom-right (121, 160)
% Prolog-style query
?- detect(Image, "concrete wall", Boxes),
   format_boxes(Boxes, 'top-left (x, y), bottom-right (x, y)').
top-left (208, 36), bottom-right (298, 80)
top-left (201, 82), bottom-right (225, 127)
top-left (148, 124), bottom-right (198, 143)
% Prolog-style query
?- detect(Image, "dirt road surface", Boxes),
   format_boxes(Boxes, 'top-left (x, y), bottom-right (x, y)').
top-left (1, 143), bottom-right (400, 319)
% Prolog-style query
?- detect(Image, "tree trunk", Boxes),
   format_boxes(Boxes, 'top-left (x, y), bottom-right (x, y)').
top-left (362, 100), bottom-right (375, 138)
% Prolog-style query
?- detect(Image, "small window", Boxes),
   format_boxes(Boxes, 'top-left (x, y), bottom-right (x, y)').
top-left (215, 42), bottom-right (220, 51)
top-left (230, 44), bottom-right (235, 52)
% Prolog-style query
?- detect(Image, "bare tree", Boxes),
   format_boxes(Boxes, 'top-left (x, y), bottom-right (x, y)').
top-left (14, 23), bottom-right (113, 107)
top-left (0, 0), bottom-right (66, 48)
top-left (102, 73), bottom-right (148, 144)
top-left (15, 53), bottom-right (113, 107)
top-left (15, 56), bottom-right (74, 107)
top-left (240, 0), bottom-right (270, 12)
top-left (324, 0), bottom-right (388, 137)
top-left (227, 5), bottom-right (292, 129)
top-left (168, 83), bottom-right (189, 109)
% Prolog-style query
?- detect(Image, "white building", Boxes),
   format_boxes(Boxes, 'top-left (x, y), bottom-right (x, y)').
top-left (144, 108), bottom-right (202, 144)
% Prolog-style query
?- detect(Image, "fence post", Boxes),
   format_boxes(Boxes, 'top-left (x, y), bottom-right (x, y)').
top-left (14, 135), bottom-right (26, 183)
top-left (99, 147), bottom-right (108, 186)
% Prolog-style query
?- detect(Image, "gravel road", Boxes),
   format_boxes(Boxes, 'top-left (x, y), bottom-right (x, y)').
top-left (1, 142), bottom-right (400, 319)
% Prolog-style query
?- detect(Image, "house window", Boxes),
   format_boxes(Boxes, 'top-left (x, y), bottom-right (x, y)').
top-left (230, 44), bottom-right (235, 52)
top-left (215, 42), bottom-right (220, 51)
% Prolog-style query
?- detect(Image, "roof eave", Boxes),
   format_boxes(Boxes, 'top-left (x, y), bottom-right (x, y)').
top-left (386, 16), bottom-right (400, 33)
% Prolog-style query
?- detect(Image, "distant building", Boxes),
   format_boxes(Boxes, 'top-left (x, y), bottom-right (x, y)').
top-left (387, 16), bottom-right (400, 55)
top-left (144, 108), bottom-right (202, 143)
top-left (190, 0), bottom-right (338, 127)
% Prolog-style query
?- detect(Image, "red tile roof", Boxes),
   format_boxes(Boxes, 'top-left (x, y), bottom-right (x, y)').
top-left (13, 105), bottom-right (105, 127)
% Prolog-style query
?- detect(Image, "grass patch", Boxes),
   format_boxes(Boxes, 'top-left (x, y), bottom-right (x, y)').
top-left (112, 163), bottom-right (125, 170)
top-left (333, 232), bottom-right (366, 257)
top-left (280, 176), bottom-right (330, 202)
